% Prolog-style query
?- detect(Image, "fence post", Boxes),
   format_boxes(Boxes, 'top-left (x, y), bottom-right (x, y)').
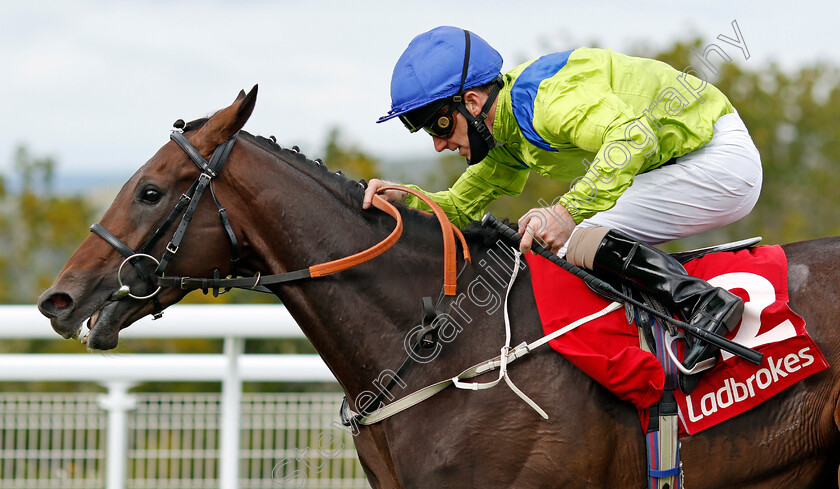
top-left (97, 381), bottom-right (137, 489)
top-left (220, 336), bottom-right (244, 489)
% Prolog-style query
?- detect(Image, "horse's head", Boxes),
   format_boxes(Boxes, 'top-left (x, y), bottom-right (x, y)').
top-left (38, 86), bottom-right (258, 350)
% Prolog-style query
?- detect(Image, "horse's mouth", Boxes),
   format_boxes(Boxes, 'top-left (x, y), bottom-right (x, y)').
top-left (41, 283), bottom-right (162, 351)
top-left (79, 301), bottom-right (123, 350)
top-left (81, 307), bottom-right (103, 343)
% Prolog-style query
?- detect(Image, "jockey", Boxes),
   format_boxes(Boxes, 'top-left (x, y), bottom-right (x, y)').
top-left (363, 26), bottom-right (763, 373)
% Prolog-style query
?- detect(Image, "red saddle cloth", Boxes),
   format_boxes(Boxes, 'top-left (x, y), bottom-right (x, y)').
top-left (526, 245), bottom-right (829, 436)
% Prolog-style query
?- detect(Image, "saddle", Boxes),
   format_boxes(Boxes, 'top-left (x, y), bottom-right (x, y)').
top-left (671, 236), bottom-right (763, 264)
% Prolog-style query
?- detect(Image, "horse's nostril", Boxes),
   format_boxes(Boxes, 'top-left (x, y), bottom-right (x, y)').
top-left (38, 291), bottom-right (75, 320)
top-left (50, 293), bottom-right (73, 309)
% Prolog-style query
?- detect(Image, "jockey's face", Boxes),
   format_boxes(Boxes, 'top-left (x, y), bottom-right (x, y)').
top-left (430, 89), bottom-right (494, 161)
top-left (431, 110), bottom-right (471, 158)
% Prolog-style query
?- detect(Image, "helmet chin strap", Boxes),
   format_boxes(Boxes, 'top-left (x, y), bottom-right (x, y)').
top-left (454, 76), bottom-right (503, 165)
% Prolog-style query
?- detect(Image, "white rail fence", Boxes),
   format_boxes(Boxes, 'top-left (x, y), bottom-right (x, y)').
top-left (0, 305), bottom-right (367, 489)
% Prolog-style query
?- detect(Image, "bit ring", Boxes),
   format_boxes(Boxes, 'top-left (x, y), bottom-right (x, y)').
top-left (117, 254), bottom-right (162, 300)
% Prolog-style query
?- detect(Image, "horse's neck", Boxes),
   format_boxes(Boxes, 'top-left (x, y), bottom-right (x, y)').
top-left (230, 147), bottom-right (447, 396)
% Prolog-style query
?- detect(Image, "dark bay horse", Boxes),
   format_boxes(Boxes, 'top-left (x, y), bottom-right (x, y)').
top-left (38, 87), bottom-right (840, 488)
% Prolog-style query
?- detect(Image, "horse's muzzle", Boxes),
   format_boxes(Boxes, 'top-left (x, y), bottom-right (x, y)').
top-left (38, 288), bottom-right (82, 338)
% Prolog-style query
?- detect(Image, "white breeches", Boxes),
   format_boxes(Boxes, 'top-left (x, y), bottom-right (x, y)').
top-left (560, 111), bottom-right (763, 255)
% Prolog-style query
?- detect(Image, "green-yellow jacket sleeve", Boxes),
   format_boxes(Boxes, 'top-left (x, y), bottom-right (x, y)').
top-left (402, 153), bottom-right (530, 228)
top-left (536, 84), bottom-right (658, 223)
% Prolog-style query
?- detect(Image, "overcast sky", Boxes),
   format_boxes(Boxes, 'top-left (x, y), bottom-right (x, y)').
top-left (2, 0), bottom-right (838, 184)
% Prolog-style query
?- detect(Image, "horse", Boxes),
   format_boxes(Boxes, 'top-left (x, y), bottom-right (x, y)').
top-left (38, 86), bottom-right (840, 488)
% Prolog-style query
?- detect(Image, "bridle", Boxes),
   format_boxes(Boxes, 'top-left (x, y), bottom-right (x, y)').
top-left (90, 128), bottom-right (470, 320)
top-left (90, 126), bottom-right (476, 426)
top-left (90, 130), bottom-right (240, 318)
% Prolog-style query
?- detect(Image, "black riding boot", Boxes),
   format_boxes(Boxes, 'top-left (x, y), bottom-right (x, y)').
top-left (590, 230), bottom-right (744, 372)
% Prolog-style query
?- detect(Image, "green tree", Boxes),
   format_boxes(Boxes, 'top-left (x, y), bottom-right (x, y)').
top-left (0, 146), bottom-right (94, 303)
top-left (322, 127), bottom-right (381, 181)
top-left (0, 146), bottom-right (99, 375)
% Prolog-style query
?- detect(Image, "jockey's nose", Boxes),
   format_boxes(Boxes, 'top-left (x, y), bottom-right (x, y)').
top-left (433, 136), bottom-right (448, 153)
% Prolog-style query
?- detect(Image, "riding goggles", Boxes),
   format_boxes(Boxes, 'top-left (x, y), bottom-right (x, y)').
top-left (423, 106), bottom-right (459, 138)
top-left (399, 98), bottom-right (448, 134)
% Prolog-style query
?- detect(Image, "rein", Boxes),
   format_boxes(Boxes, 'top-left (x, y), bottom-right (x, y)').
top-left (158, 186), bottom-right (470, 294)
top-left (91, 127), bottom-right (484, 430)
top-left (90, 131), bottom-right (471, 320)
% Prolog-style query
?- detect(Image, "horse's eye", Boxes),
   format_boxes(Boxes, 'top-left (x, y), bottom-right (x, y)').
top-left (140, 187), bottom-right (162, 204)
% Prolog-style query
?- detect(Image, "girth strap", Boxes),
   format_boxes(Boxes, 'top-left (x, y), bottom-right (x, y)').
top-left (639, 311), bottom-right (683, 489)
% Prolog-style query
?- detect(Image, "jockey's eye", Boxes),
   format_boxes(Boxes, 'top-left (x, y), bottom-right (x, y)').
top-left (139, 186), bottom-right (163, 204)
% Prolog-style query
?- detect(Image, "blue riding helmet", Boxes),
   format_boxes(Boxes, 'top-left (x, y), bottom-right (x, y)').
top-left (377, 26), bottom-right (503, 127)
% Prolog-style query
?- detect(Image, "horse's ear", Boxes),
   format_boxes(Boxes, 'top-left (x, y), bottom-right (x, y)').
top-left (195, 84), bottom-right (258, 156)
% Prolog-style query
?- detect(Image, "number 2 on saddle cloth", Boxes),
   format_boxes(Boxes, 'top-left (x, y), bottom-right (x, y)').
top-left (525, 242), bottom-right (828, 436)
